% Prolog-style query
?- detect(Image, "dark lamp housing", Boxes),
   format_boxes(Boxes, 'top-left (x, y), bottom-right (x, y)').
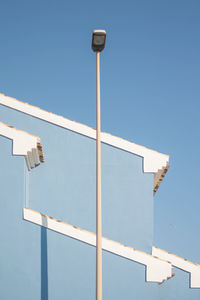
top-left (92, 30), bottom-right (106, 52)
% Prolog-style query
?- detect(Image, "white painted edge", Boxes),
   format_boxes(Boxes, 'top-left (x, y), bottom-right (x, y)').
top-left (23, 208), bottom-right (172, 283)
top-left (0, 121), bottom-right (44, 170)
top-left (152, 246), bottom-right (200, 288)
top-left (0, 93), bottom-right (169, 174)
top-left (93, 29), bottom-right (106, 34)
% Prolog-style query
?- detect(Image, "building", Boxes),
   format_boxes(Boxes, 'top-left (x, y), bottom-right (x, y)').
top-left (0, 93), bottom-right (199, 299)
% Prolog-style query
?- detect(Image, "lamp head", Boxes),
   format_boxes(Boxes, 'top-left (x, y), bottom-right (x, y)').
top-left (92, 30), bottom-right (106, 52)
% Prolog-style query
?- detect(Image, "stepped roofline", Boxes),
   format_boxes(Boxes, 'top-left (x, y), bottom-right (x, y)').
top-left (0, 121), bottom-right (44, 170)
top-left (0, 93), bottom-right (169, 192)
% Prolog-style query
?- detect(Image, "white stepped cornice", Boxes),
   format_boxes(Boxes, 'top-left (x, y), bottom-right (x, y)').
top-left (0, 121), bottom-right (44, 170)
top-left (152, 246), bottom-right (200, 288)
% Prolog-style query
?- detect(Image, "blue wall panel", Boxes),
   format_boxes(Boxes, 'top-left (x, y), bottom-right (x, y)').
top-left (102, 250), bottom-right (157, 299)
top-left (102, 143), bottom-right (153, 251)
top-left (0, 105), bottom-right (200, 299)
top-left (0, 104), bottom-right (154, 253)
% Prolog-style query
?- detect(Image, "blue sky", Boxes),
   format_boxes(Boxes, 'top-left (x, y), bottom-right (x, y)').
top-left (0, 0), bottom-right (200, 262)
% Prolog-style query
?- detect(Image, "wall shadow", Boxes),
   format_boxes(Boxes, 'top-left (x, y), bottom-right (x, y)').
top-left (41, 226), bottom-right (48, 300)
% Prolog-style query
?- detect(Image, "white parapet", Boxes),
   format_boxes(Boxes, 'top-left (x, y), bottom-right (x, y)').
top-left (0, 93), bottom-right (169, 193)
top-left (152, 246), bottom-right (200, 288)
top-left (23, 208), bottom-right (173, 284)
top-left (0, 121), bottom-right (44, 170)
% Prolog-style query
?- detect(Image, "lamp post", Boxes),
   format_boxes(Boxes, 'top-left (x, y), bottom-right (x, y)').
top-left (92, 29), bottom-right (106, 300)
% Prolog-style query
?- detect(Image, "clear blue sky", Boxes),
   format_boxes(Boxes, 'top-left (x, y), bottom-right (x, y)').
top-left (0, 0), bottom-right (200, 262)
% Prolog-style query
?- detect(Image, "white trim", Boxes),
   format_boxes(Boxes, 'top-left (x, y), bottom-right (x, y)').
top-left (23, 208), bottom-right (172, 283)
top-left (152, 247), bottom-right (200, 288)
top-left (93, 30), bottom-right (106, 34)
top-left (0, 121), bottom-right (44, 170)
top-left (0, 93), bottom-right (169, 174)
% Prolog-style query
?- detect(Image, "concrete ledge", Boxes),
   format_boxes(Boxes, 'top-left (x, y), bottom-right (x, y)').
top-left (24, 208), bottom-right (173, 284)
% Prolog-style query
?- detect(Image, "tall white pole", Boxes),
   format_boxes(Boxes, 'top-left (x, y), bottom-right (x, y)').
top-left (96, 51), bottom-right (102, 300)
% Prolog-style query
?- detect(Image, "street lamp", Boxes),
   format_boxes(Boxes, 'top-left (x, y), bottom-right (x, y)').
top-left (92, 30), bottom-right (106, 52)
top-left (92, 29), bottom-right (106, 300)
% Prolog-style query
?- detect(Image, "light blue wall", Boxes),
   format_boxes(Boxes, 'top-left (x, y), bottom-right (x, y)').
top-left (1, 104), bottom-right (199, 299)
top-left (0, 104), bottom-right (154, 253)
top-left (0, 136), bottom-right (156, 299)
top-left (0, 135), bottom-right (156, 299)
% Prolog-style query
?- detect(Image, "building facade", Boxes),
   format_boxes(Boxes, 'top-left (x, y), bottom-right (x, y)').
top-left (0, 93), bottom-right (199, 299)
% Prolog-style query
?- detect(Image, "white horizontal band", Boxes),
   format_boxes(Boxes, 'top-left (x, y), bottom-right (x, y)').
top-left (24, 208), bottom-right (172, 283)
top-left (0, 93), bottom-right (169, 193)
top-left (0, 93), bottom-right (168, 173)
